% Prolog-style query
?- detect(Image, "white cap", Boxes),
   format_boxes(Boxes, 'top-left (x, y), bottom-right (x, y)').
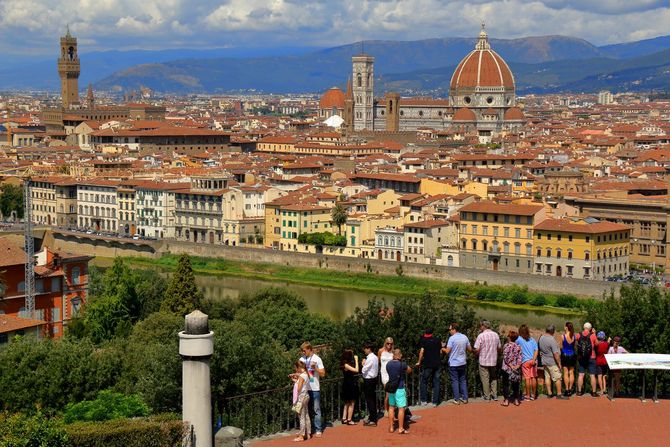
top-left (583, 322), bottom-right (592, 331)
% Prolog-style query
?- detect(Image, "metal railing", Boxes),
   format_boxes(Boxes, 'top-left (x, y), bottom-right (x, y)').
top-left (220, 363), bottom-right (484, 439)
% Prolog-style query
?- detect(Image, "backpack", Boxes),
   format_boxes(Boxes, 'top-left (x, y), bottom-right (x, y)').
top-left (384, 361), bottom-right (402, 393)
top-left (576, 333), bottom-right (592, 360)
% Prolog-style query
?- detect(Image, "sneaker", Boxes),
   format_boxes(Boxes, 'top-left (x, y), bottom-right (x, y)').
top-left (449, 399), bottom-right (460, 405)
top-left (482, 396), bottom-right (490, 401)
top-left (364, 421), bottom-right (377, 427)
top-left (419, 401), bottom-right (428, 406)
top-left (459, 398), bottom-right (468, 405)
top-left (315, 432), bottom-right (323, 438)
top-left (590, 392), bottom-right (598, 398)
top-left (556, 395), bottom-right (569, 400)
top-left (490, 395), bottom-right (498, 401)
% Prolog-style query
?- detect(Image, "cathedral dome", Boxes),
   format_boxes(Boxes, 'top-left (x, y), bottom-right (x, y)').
top-left (450, 25), bottom-right (514, 91)
top-left (504, 106), bottom-right (525, 121)
top-left (319, 87), bottom-right (345, 110)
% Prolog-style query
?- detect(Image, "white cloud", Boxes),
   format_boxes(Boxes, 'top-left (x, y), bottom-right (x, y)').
top-left (0, 0), bottom-right (667, 55)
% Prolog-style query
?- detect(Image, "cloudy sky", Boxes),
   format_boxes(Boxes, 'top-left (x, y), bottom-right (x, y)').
top-left (0, 0), bottom-right (668, 55)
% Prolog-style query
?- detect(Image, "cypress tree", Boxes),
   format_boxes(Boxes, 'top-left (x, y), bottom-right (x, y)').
top-left (161, 254), bottom-right (203, 316)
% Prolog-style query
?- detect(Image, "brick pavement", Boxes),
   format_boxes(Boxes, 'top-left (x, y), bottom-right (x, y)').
top-left (252, 396), bottom-right (668, 447)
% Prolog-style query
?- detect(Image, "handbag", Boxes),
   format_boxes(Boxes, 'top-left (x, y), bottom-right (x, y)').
top-left (292, 393), bottom-right (308, 414)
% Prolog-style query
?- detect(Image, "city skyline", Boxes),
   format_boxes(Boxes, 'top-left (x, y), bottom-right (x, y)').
top-left (0, 0), bottom-right (669, 56)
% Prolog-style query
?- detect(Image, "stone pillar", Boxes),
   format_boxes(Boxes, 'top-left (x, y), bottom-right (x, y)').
top-left (180, 310), bottom-right (214, 447)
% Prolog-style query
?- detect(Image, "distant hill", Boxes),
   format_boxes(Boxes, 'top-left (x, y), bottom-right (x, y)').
top-left (2, 34), bottom-right (670, 94)
top-left (380, 48), bottom-right (670, 94)
top-left (94, 35), bottom-right (607, 93)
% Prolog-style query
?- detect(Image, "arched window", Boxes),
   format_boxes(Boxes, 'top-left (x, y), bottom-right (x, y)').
top-left (514, 242), bottom-right (521, 255)
top-left (357, 73), bottom-right (362, 87)
top-left (461, 238), bottom-right (467, 249)
top-left (471, 239), bottom-right (478, 251)
top-left (71, 266), bottom-right (81, 285)
top-left (377, 235), bottom-right (382, 245)
top-left (384, 236), bottom-right (389, 246)
top-left (556, 249), bottom-right (562, 259)
top-left (546, 248), bottom-right (552, 257)
top-left (503, 242), bottom-right (510, 254)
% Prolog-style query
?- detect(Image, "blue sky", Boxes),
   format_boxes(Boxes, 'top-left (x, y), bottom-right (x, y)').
top-left (0, 0), bottom-right (668, 55)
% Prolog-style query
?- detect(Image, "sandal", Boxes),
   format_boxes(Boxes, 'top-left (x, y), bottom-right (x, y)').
top-left (346, 421), bottom-right (356, 425)
top-left (514, 400), bottom-right (521, 406)
top-left (293, 437), bottom-right (305, 442)
top-left (341, 419), bottom-right (349, 424)
top-left (398, 429), bottom-right (409, 435)
top-left (501, 400), bottom-right (509, 407)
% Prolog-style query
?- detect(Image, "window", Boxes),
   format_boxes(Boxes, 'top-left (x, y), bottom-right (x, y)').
top-left (472, 225), bottom-right (478, 235)
top-left (526, 230), bottom-right (532, 239)
top-left (504, 227), bottom-right (509, 237)
top-left (537, 247), bottom-right (542, 257)
top-left (483, 226), bottom-right (489, 236)
top-left (493, 227), bottom-right (499, 237)
top-left (461, 224), bottom-right (467, 233)
top-left (514, 243), bottom-right (521, 255)
top-left (72, 266), bottom-right (81, 285)
top-left (537, 233), bottom-right (542, 240)
top-left (567, 250), bottom-right (573, 260)
top-left (556, 249), bottom-right (562, 259)
top-left (585, 236), bottom-right (590, 243)
top-left (546, 248), bottom-right (552, 257)
top-left (585, 251), bottom-right (590, 261)
top-left (547, 234), bottom-right (552, 240)
top-left (568, 235), bottom-right (573, 242)
top-left (515, 228), bottom-right (521, 238)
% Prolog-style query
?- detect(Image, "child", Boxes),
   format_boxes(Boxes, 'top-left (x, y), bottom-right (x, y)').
top-left (594, 331), bottom-right (610, 396)
top-left (292, 361), bottom-right (311, 441)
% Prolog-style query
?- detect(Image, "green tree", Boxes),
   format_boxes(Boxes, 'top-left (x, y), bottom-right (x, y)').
top-left (331, 203), bottom-right (347, 235)
top-left (161, 254), bottom-right (203, 316)
top-left (0, 183), bottom-right (24, 220)
top-left (0, 411), bottom-right (68, 447)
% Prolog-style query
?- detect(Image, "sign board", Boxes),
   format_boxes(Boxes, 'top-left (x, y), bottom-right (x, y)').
top-left (605, 353), bottom-right (670, 370)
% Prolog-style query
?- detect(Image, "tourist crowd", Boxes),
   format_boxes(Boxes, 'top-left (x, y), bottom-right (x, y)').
top-left (289, 321), bottom-right (628, 440)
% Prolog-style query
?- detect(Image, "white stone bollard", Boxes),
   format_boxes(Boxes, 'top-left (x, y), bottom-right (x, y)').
top-left (179, 310), bottom-right (214, 447)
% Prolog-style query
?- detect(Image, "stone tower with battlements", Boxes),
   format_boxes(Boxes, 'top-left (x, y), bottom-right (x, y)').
top-left (58, 27), bottom-right (80, 109)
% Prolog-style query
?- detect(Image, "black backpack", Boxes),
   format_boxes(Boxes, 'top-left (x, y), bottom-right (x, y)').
top-left (576, 334), bottom-right (592, 360)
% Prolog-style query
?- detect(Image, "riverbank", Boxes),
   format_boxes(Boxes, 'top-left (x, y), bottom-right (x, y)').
top-left (97, 254), bottom-right (585, 317)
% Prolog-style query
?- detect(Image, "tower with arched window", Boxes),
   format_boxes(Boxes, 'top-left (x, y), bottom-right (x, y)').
top-left (352, 54), bottom-right (374, 130)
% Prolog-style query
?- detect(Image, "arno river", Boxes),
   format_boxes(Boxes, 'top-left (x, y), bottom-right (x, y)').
top-left (195, 274), bottom-right (579, 329)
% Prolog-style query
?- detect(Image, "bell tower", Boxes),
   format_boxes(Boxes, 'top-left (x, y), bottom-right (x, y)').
top-left (352, 53), bottom-right (374, 131)
top-left (58, 26), bottom-right (80, 109)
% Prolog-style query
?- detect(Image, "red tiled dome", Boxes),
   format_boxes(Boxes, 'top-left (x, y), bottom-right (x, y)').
top-left (452, 107), bottom-right (477, 121)
top-left (319, 87), bottom-right (345, 110)
top-left (450, 27), bottom-right (514, 91)
top-left (504, 107), bottom-right (525, 120)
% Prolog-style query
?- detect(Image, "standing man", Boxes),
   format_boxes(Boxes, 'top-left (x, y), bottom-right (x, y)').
top-left (538, 325), bottom-right (567, 399)
top-left (473, 320), bottom-right (501, 401)
top-left (443, 323), bottom-right (472, 405)
top-left (576, 322), bottom-right (598, 397)
top-left (361, 342), bottom-right (379, 426)
top-left (416, 328), bottom-right (442, 407)
top-left (300, 342), bottom-right (326, 437)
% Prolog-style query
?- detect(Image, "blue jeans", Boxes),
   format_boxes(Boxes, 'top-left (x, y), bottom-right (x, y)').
top-left (449, 365), bottom-right (468, 401)
top-left (307, 390), bottom-right (322, 433)
top-left (420, 366), bottom-right (441, 404)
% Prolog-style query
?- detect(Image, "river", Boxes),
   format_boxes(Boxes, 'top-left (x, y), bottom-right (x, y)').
top-left (195, 274), bottom-right (579, 329)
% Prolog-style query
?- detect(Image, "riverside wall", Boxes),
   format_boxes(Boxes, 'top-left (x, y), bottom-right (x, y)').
top-left (41, 231), bottom-right (619, 298)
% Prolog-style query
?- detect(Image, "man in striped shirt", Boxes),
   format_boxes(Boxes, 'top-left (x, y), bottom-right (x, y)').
top-left (474, 320), bottom-right (501, 400)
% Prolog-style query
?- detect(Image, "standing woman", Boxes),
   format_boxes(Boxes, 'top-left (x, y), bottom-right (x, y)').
top-left (340, 348), bottom-right (359, 425)
top-left (561, 322), bottom-right (577, 396)
top-left (378, 337), bottom-right (395, 414)
top-left (292, 361), bottom-right (311, 442)
top-left (516, 324), bottom-right (538, 401)
top-left (501, 330), bottom-right (523, 406)
top-left (607, 336), bottom-right (628, 395)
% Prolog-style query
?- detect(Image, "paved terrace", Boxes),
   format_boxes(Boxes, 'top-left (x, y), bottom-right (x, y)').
top-left (252, 397), bottom-right (668, 447)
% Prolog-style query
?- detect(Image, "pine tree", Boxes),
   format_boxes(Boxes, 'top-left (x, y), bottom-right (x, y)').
top-left (161, 254), bottom-right (203, 316)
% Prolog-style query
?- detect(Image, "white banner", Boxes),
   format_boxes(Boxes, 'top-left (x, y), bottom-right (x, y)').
top-left (605, 353), bottom-right (670, 370)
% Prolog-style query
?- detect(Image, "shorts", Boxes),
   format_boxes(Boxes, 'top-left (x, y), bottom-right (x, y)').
top-left (561, 353), bottom-right (577, 368)
top-left (578, 358), bottom-right (597, 375)
top-left (596, 364), bottom-right (609, 376)
top-left (544, 364), bottom-right (562, 383)
top-left (389, 388), bottom-right (407, 408)
top-left (522, 360), bottom-right (538, 379)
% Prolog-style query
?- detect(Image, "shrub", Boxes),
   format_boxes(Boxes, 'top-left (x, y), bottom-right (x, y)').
top-left (509, 286), bottom-right (529, 305)
top-left (555, 294), bottom-right (578, 309)
top-left (0, 411), bottom-right (68, 447)
top-left (65, 415), bottom-right (185, 447)
top-left (530, 294), bottom-right (547, 307)
top-left (64, 390), bottom-right (150, 423)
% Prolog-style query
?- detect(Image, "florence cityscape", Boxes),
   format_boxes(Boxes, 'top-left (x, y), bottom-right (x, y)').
top-left (1, 1), bottom-right (670, 446)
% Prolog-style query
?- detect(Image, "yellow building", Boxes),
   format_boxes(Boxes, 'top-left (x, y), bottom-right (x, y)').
top-left (533, 218), bottom-right (630, 280)
top-left (420, 178), bottom-right (488, 199)
top-left (459, 201), bottom-right (546, 273)
top-left (267, 202), bottom-right (333, 251)
top-left (366, 190), bottom-right (401, 215)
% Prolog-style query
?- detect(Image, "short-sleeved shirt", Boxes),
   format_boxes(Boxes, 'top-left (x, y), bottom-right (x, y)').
top-left (576, 331), bottom-right (598, 359)
top-left (300, 353), bottom-right (325, 391)
top-left (474, 329), bottom-right (501, 367)
top-left (419, 335), bottom-right (442, 368)
top-left (385, 359), bottom-right (408, 389)
top-left (595, 341), bottom-right (609, 366)
top-left (447, 332), bottom-right (471, 367)
top-left (515, 337), bottom-right (538, 363)
top-left (538, 334), bottom-right (560, 366)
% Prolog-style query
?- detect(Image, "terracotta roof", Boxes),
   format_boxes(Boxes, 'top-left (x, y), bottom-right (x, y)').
top-left (504, 107), bottom-right (525, 121)
top-left (452, 107), bottom-right (477, 121)
top-left (319, 87), bottom-right (345, 110)
top-left (534, 218), bottom-right (629, 234)
top-left (450, 46), bottom-right (514, 90)
top-left (0, 237), bottom-right (27, 267)
top-left (459, 200), bottom-right (543, 216)
top-left (0, 314), bottom-right (46, 334)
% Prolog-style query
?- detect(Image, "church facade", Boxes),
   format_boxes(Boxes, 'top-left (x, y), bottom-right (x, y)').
top-left (319, 25), bottom-right (524, 142)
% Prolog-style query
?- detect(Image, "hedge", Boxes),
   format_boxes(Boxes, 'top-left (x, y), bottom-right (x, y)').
top-left (65, 414), bottom-right (186, 447)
